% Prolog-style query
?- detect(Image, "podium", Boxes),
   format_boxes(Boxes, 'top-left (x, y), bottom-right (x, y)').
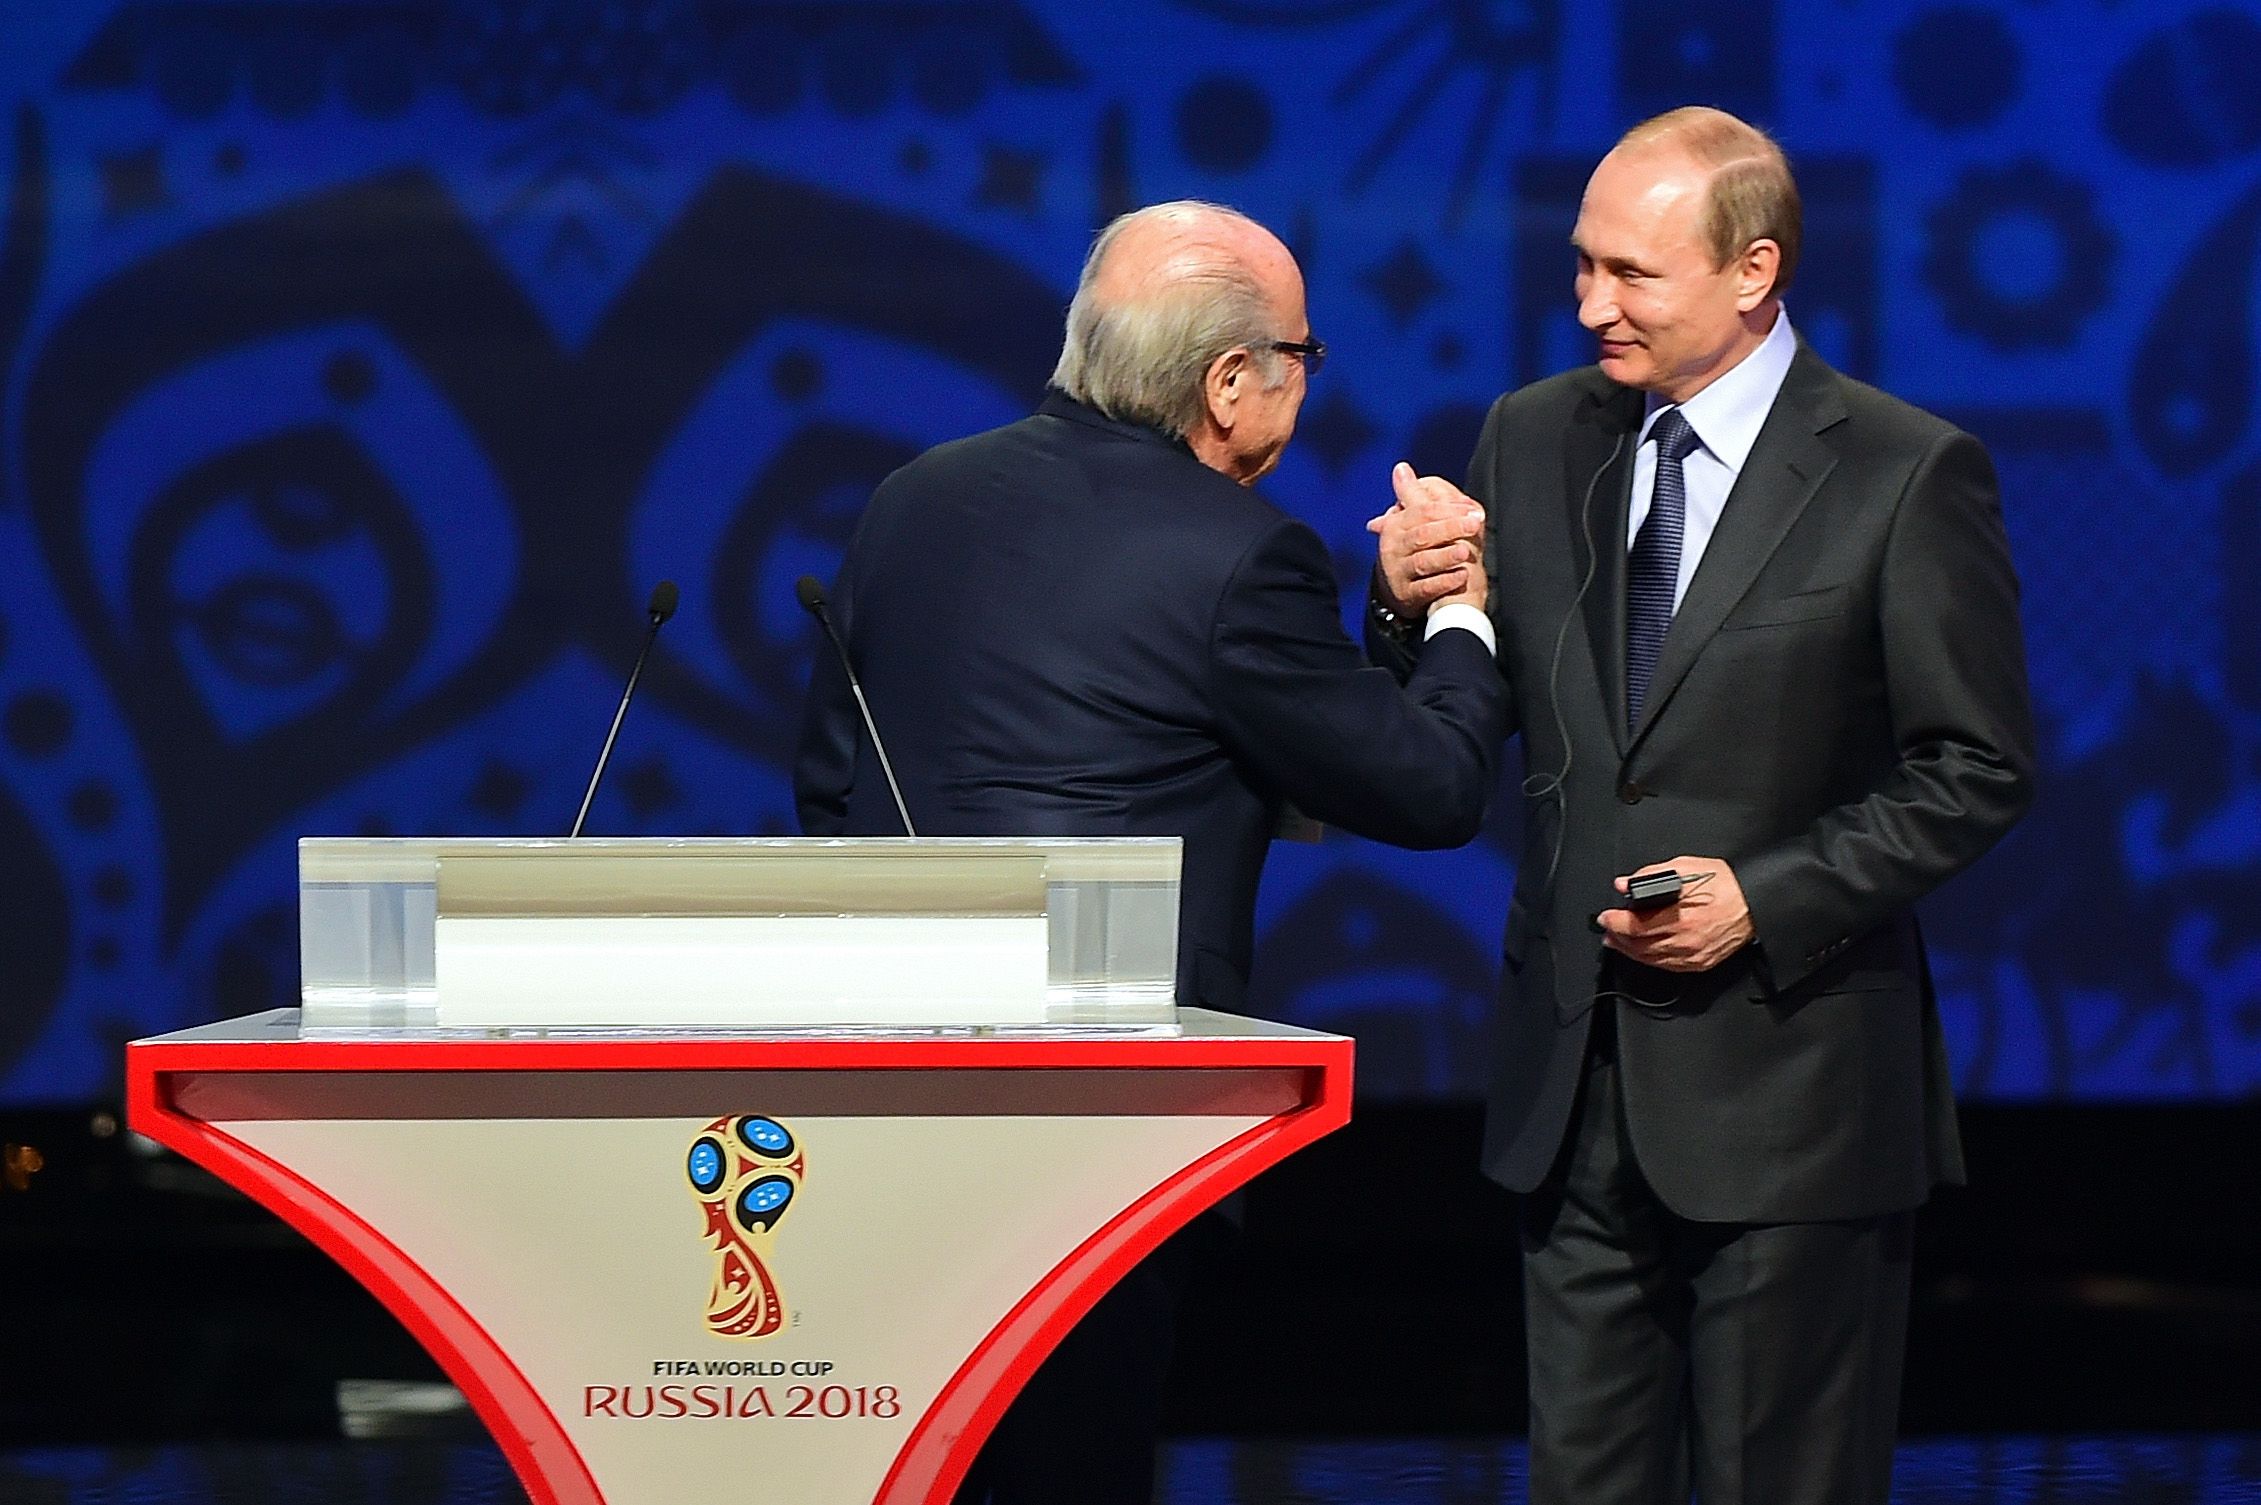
top-left (125, 838), bottom-right (1354, 1505)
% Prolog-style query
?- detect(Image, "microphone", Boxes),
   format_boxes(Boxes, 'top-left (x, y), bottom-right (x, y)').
top-left (795, 575), bottom-right (916, 836)
top-left (569, 581), bottom-right (679, 838)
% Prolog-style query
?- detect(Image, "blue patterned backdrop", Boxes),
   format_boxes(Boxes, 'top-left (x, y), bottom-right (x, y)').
top-left (2, 1), bottom-right (2257, 1104)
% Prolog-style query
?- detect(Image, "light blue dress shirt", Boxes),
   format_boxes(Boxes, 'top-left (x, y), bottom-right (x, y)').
top-left (1627, 309), bottom-right (1800, 611)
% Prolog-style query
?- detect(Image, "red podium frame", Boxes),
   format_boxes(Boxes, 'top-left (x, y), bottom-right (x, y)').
top-left (127, 1010), bottom-right (1353, 1505)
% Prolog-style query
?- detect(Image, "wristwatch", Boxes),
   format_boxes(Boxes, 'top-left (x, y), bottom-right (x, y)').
top-left (1369, 573), bottom-right (1421, 644)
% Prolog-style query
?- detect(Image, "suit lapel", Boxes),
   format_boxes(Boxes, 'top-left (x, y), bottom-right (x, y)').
top-left (1629, 347), bottom-right (1847, 749)
top-left (1567, 384), bottom-right (1644, 751)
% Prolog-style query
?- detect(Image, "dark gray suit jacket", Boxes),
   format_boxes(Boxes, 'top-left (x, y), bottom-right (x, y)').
top-left (1374, 343), bottom-right (2035, 1223)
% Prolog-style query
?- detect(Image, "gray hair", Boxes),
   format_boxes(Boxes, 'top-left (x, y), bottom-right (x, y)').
top-left (1050, 201), bottom-right (1290, 439)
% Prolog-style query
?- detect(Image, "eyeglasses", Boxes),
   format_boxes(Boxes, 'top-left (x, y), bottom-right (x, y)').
top-left (1268, 338), bottom-right (1327, 376)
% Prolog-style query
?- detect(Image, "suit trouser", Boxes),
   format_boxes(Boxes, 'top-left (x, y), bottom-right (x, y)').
top-left (1520, 1002), bottom-right (1914, 1505)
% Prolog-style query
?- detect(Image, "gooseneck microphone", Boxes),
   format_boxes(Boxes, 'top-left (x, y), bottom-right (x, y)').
top-left (570, 580), bottom-right (679, 838)
top-left (795, 575), bottom-right (916, 836)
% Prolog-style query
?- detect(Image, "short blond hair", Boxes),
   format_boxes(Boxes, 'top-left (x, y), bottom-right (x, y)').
top-left (1619, 107), bottom-right (1800, 298)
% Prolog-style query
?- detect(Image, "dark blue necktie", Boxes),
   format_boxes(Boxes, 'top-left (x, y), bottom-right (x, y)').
top-left (1627, 407), bottom-right (1698, 733)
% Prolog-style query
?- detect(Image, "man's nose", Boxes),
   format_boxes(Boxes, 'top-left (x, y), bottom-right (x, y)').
top-left (1578, 277), bottom-right (1618, 331)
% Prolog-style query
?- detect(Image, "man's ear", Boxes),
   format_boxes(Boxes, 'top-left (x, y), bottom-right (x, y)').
top-left (1204, 348), bottom-right (1247, 431)
top-left (1735, 240), bottom-right (1781, 312)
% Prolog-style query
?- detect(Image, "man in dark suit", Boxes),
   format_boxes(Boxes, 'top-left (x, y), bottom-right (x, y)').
top-left (795, 200), bottom-right (1507, 1504)
top-left (1370, 109), bottom-right (2035, 1503)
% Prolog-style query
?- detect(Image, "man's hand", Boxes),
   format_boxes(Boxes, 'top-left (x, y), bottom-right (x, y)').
top-left (1369, 463), bottom-right (1486, 615)
top-left (1596, 856), bottom-right (1755, 973)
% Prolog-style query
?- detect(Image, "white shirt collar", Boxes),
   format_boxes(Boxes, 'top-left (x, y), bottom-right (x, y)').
top-left (1637, 307), bottom-right (1798, 474)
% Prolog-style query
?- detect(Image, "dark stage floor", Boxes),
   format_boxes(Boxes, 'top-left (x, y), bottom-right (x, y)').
top-left (4, 1438), bottom-right (2260, 1504)
top-left (4, 1098), bottom-right (2258, 1505)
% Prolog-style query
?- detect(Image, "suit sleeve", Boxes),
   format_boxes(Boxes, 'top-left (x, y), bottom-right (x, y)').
top-left (1213, 517), bottom-right (1510, 849)
top-left (792, 575), bottom-right (858, 836)
top-left (1733, 430), bottom-right (2037, 990)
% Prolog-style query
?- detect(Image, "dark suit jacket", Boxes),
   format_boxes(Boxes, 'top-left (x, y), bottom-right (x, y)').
top-left (796, 391), bottom-right (1509, 1013)
top-left (1372, 343), bottom-right (2035, 1223)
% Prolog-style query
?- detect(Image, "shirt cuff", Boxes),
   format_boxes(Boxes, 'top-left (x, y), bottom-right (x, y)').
top-left (1424, 602), bottom-right (1497, 656)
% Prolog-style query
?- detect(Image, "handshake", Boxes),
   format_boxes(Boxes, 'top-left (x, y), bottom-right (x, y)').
top-left (1363, 459), bottom-right (1758, 973)
top-left (1367, 462), bottom-right (1489, 618)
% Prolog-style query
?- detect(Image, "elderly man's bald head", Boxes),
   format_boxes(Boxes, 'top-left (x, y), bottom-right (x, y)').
top-left (1052, 201), bottom-right (1308, 467)
top-left (1083, 202), bottom-right (1298, 312)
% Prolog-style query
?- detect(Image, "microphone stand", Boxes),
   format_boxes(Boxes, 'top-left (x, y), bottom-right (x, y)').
top-left (571, 586), bottom-right (676, 838)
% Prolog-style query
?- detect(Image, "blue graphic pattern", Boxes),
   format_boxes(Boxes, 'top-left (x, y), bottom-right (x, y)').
top-left (2, 2), bottom-right (2258, 1103)
top-left (739, 1117), bottom-right (792, 1154)
top-left (686, 1137), bottom-right (722, 1193)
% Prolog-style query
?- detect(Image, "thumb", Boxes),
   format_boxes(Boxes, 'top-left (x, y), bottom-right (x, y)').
top-left (1390, 461), bottom-right (1419, 505)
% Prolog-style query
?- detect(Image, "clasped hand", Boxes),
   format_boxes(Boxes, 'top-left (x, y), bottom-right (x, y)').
top-left (1596, 856), bottom-right (1755, 972)
top-left (1370, 472), bottom-right (1750, 972)
top-left (1368, 464), bottom-right (1487, 615)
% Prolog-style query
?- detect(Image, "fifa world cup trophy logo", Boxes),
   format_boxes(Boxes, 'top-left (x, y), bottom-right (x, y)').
top-left (686, 1116), bottom-right (804, 1339)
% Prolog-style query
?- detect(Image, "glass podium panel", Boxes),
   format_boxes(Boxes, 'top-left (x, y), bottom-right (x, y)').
top-left (299, 837), bottom-right (1181, 1036)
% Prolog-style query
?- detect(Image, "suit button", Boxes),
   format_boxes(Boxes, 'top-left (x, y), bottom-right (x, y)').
top-left (1617, 780), bottom-right (1646, 804)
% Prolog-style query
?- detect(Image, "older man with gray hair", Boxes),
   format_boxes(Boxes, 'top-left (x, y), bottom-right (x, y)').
top-left (796, 201), bottom-right (1508, 1503)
